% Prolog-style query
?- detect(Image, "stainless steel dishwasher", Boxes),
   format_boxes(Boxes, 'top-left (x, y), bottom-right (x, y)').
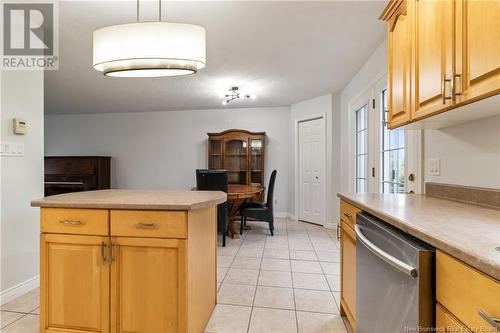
top-left (355, 213), bottom-right (435, 333)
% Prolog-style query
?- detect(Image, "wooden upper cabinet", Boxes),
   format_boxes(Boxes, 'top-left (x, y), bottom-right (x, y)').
top-left (413, 0), bottom-right (454, 119)
top-left (455, 0), bottom-right (500, 105)
top-left (110, 237), bottom-right (187, 333)
top-left (41, 234), bottom-right (109, 333)
top-left (382, 0), bottom-right (413, 128)
top-left (380, 0), bottom-right (500, 128)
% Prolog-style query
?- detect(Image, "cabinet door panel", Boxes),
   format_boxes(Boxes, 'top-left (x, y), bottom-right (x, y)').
top-left (414, 0), bottom-right (454, 119)
top-left (41, 234), bottom-right (109, 333)
top-left (340, 221), bottom-right (356, 329)
top-left (388, 1), bottom-right (412, 128)
top-left (456, 0), bottom-right (500, 104)
top-left (111, 237), bottom-right (186, 333)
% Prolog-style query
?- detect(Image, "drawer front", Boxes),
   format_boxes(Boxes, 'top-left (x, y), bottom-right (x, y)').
top-left (436, 303), bottom-right (471, 333)
top-left (436, 250), bottom-right (500, 331)
top-left (41, 208), bottom-right (109, 236)
top-left (110, 210), bottom-right (187, 238)
top-left (340, 200), bottom-right (361, 229)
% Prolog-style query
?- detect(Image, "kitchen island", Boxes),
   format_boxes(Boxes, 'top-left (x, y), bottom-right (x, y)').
top-left (31, 189), bottom-right (226, 333)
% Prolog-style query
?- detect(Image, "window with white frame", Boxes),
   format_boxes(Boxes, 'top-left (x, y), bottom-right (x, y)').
top-left (381, 89), bottom-right (405, 193)
top-left (355, 105), bottom-right (368, 193)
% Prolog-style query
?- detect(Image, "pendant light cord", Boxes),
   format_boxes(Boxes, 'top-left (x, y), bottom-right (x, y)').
top-left (136, 0), bottom-right (162, 22)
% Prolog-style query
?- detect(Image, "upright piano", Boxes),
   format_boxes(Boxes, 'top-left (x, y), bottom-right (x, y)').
top-left (44, 156), bottom-right (111, 196)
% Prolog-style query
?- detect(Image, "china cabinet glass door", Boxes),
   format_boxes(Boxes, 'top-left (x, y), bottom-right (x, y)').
top-left (208, 140), bottom-right (222, 169)
top-left (224, 139), bottom-right (248, 184)
top-left (250, 139), bottom-right (263, 186)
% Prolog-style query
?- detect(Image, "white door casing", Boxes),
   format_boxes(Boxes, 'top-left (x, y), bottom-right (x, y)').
top-left (298, 117), bottom-right (326, 225)
top-left (347, 74), bottom-right (423, 194)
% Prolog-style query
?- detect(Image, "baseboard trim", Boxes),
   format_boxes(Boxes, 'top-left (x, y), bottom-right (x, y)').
top-left (274, 212), bottom-right (292, 219)
top-left (0, 276), bottom-right (40, 305)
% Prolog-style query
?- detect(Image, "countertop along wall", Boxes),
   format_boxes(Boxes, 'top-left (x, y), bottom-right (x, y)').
top-left (45, 107), bottom-right (291, 216)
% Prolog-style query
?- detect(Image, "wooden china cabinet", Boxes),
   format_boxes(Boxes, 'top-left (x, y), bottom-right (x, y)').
top-left (207, 129), bottom-right (266, 188)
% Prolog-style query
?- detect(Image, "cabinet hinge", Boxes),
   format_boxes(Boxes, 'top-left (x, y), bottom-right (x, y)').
top-left (372, 99), bottom-right (376, 109)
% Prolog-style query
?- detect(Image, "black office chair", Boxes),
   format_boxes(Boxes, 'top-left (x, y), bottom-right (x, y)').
top-left (240, 170), bottom-right (277, 236)
top-left (196, 169), bottom-right (229, 247)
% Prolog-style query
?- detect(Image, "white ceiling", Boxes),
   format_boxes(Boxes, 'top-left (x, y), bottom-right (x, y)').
top-left (45, 1), bottom-right (386, 114)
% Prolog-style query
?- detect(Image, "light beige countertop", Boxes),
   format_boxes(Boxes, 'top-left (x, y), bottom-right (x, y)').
top-left (31, 189), bottom-right (227, 211)
top-left (338, 193), bottom-right (500, 281)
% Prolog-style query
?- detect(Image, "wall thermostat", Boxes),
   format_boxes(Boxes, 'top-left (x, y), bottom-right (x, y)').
top-left (13, 118), bottom-right (27, 135)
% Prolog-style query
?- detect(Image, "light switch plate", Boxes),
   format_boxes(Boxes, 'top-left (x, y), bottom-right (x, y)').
top-left (0, 142), bottom-right (24, 157)
top-left (428, 158), bottom-right (440, 176)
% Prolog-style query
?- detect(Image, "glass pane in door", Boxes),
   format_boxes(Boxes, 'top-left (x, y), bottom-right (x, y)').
top-left (381, 89), bottom-right (405, 193)
top-left (250, 139), bottom-right (263, 186)
top-left (355, 105), bottom-right (368, 193)
top-left (225, 139), bottom-right (247, 184)
top-left (209, 140), bottom-right (222, 169)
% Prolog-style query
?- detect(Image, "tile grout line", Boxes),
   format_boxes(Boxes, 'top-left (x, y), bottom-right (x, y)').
top-left (0, 312), bottom-right (29, 331)
top-left (245, 220), bottom-right (267, 333)
top-left (287, 219), bottom-right (300, 333)
top-left (305, 223), bottom-right (344, 319)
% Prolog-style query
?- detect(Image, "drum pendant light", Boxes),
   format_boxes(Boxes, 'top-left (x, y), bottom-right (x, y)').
top-left (92, 0), bottom-right (206, 78)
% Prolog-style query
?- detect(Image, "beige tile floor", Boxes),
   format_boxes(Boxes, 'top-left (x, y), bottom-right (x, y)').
top-left (206, 218), bottom-right (347, 333)
top-left (0, 218), bottom-right (347, 333)
top-left (0, 288), bottom-right (39, 332)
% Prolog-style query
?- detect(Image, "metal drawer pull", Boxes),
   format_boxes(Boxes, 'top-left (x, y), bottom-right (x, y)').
top-left (478, 309), bottom-right (500, 330)
top-left (101, 242), bottom-right (107, 262)
top-left (135, 223), bottom-right (157, 229)
top-left (59, 220), bottom-right (83, 225)
top-left (343, 212), bottom-right (352, 219)
top-left (354, 224), bottom-right (418, 278)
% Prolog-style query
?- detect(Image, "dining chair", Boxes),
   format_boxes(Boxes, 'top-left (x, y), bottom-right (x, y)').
top-left (240, 170), bottom-right (277, 236)
top-left (196, 169), bottom-right (229, 247)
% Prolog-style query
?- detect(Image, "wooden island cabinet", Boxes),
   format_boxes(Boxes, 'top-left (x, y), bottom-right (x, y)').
top-left (32, 190), bottom-right (226, 333)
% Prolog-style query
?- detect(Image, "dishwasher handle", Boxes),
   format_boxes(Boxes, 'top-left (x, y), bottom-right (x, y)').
top-left (355, 224), bottom-right (418, 278)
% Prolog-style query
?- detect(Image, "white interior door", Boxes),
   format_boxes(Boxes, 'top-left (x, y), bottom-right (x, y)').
top-left (298, 117), bottom-right (326, 225)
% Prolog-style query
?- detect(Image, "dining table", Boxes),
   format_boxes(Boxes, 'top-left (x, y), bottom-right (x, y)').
top-left (227, 184), bottom-right (264, 239)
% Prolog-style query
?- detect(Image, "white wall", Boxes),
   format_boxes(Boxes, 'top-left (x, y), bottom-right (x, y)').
top-left (1, 70), bottom-right (44, 303)
top-left (424, 115), bottom-right (500, 189)
top-left (45, 107), bottom-right (291, 215)
top-left (290, 94), bottom-right (340, 228)
top-left (339, 40), bottom-right (387, 193)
